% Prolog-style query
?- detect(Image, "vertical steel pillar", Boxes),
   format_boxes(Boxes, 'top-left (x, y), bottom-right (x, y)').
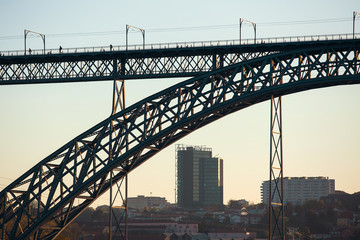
top-left (1, 193), bottom-right (6, 239)
top-left (24, 30), bottom-right (46, 55)
top-left (126, 25), bottom-right (145, 50)
top-left (112, 80), bottom-right (126, 115)
top-left (109, 172), bottom-right (113, 240)
top-left (109, 170), bottom-right (128, 240)
top-left (269, 95), bottom-right (285, 240)
top-left (269, 59), bottom-right (285, 240)
top-left (354, 11), bottom-right (360, 39)
top-left (354, 11), bottom-right (356, 39)
top-left (24, 30), bottom-right (27, 55)
top-left (239, 18), bottom-right (256, 44)
top-left (108, 78), bottom-right (128, 240)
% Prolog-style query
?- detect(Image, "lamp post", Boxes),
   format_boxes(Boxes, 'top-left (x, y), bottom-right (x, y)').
top-left (24, 29), bottom-right (45, 55)
top-left (239, 18), bottom-right (256, 44)
top-left (353, 11), bottom-right (360, 39)
top-left (126, 24), bottom-right (145, 50)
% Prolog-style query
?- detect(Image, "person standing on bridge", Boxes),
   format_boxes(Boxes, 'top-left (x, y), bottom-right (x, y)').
top-left (59, 46), bottom-right (62, 53)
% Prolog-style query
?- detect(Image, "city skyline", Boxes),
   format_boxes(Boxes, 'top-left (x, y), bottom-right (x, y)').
top-left (0, 0), bottom-right (359, 207)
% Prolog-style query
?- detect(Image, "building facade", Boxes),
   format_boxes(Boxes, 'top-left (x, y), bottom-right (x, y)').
top-left (128, 195), bottom-right (168, 210)
top-left (261, 177), bottom-right (335, 206)
top-left (176, 145), bottom-right (223, 209)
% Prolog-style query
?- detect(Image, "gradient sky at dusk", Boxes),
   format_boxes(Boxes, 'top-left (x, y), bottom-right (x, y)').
top-left (0, 0), bottom-right (359, 206)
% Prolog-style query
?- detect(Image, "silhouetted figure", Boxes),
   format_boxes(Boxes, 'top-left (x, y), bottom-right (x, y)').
top-left (59, 46), bottom-right (62, 53)
top-left (29, 48), bottom-right (32, 55)
top-left (110, 44), bottom-right (113, 51)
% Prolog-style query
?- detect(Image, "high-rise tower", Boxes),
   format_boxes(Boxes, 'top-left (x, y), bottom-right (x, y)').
top-left (176, 144), bottom-right (223, 209)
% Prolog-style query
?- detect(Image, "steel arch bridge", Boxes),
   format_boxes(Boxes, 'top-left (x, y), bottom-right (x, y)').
top-left (0, 36), bottom-right (359, 240)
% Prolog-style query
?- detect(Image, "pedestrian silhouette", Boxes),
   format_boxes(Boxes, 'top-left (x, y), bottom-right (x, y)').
top-left (59, 46), bottom-right (62, 53)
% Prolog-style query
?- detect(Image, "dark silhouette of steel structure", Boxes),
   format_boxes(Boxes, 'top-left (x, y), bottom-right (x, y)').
top-left (0, 34), bottom-right (359, 240)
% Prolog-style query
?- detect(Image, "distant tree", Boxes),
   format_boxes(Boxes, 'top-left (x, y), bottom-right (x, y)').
top-left (298, 226), bottom-right (311, 239)
top-left (324, 207), bottom-right (337, 226)
top-left (305, 211), bottom-right (327, 233)
top-left (55, 222), bottom-right (83, 240)
top-left (227, 200), bottom-right (247, 209)
top-left (76, 207), bottom-right (94, 223)
top-left (256, 230), bottom-right (268, 238)
top-left (92, 208), bottom-right (108, 222)
top-left (350, 227), bottom-right (360, 240)
top-left (302, 199), bottom-right (324, 211)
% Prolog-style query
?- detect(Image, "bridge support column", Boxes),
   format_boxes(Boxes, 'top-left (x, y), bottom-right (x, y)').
top-left (112, 79), bottom-right (126, 115)
top-left (108, 79), bottom-right (128, 240)
top-left (1, 193), bottom-right (6, 240)
top-left (269, 95), bottom-right (285, 240)
top-left (109, 170), bottom-right (128, 240)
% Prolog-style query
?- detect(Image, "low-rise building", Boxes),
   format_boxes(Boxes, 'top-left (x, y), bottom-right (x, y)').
top-left (208, 231), bottom-right (255, 239)
top-left (165, 223), bottom-right (198, 234)
top-left (162, 232), bottom-right (208, 240)
top-left (229, 212), bottom-right (262, 225)
top-left (337, 211), bottom-right (356, 226)
top-left (128, 195), bottom-right (168, 210)
top-left (261, 176), bottom-right (335, 206)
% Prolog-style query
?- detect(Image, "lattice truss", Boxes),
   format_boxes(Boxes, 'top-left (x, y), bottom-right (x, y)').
top-left (0, 59), bottom-right (114, 82)
top-left (269, 95), bottom-right (285, 240)
top-left (0, 51), bottom-right (273, 83)
top-left (0, 43), bottom-right (359, 240)
top-left (124, 51), bottom-right (271, 76)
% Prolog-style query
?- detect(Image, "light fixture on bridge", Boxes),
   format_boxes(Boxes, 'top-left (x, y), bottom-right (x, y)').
top-left (24, 29), bottom-right (45, 55)
top-left (126, 24), bottom-right (145, 50)
top-left (354, 11), bottom-right (360, 39)
top-left (239, 18), bottom-right (256, 44)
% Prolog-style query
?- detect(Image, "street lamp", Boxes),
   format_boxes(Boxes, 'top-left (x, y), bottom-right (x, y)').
top-left (24, 29), bottom-right (45, 55)
top-left (353, 11), bottom-right (360, 39)
top-left (126, 24), bottom-right (145, 50)
top-left (239, 18), bottom-right (256, 44)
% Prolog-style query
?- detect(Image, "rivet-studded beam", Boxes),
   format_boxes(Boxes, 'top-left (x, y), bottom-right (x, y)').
top-left (0, 40), bottom-right (359, 240)
top-left (1, 39), bottom-right (358, 85)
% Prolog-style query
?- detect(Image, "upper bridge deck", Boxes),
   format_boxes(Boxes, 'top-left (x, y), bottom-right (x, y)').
top-left (1, 33), bottom-right (359, 56)
top-left (0, 33), bottom-right (359, 85)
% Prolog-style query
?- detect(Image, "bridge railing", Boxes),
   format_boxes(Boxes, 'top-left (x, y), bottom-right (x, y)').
top-left (0, 33), bottom-right (359, 57)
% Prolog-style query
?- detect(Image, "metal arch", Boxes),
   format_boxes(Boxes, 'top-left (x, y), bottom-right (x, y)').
top-left (0, 43), bottom-right (360, 240)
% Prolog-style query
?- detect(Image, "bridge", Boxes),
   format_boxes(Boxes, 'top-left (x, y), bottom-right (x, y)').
top-left (0, 33), bottom-right (359, 240)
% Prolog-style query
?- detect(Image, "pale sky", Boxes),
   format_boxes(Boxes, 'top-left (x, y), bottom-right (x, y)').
top-left (0, 0), bottom-right (359, 206)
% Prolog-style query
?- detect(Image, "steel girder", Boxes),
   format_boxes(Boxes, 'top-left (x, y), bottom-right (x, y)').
top-left (1, 40), bottom-right (357, 85)
top-left (0, 46), bottom-right (275, 85)
top-left (0, 41), bottom-right (360, 240)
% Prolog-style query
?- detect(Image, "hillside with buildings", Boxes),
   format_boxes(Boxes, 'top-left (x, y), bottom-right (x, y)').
top-left (53, 191), bottom-right (360, 240)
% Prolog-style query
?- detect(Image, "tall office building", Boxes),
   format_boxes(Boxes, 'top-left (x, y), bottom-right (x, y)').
top-left (176, 144), bottom-right (223, 209)
top-left (261, 176), bottom-right (335, 206)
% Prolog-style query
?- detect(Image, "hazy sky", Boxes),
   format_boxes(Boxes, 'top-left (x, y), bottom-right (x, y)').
top-left (0, 0), bottom-right (359, 206)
